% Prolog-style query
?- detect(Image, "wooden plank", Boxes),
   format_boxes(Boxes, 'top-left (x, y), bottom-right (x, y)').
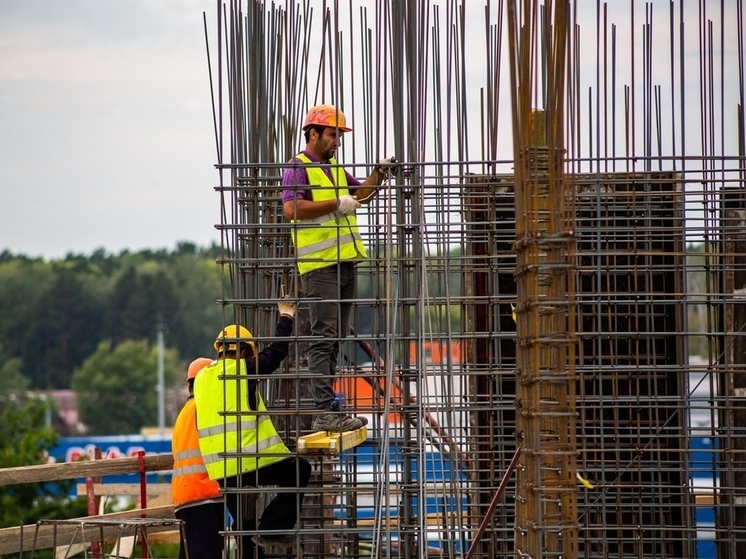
top-left (0, 505), bottom-right (176, 555)
top-left (147, 530), bottom-right (181, 545)
top-left (107, 486), bottom-right (175, 558)
top-left (332, 511), bottom-right (468, 528)
top-left (145, 490), bottom-right (174, 508)
top-left (297, 426), bottom-right (367, 454)
top-left (695, 493), bottom-right (718, 505)
top-left (76, 482), bottom-right (172, 497)
top-left (0, 453), bottom-right (174, 486)
top-left (109, 533), bottom-right (136, 558)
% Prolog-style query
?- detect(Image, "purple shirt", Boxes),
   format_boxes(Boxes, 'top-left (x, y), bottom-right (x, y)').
top-left (281, 150), bottom-right (361, 204)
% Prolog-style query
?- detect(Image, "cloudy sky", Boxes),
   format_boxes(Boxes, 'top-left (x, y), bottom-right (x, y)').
top-left (1, 1), bottom-right (739, 259)
top-left (0, 0), bottom-right (218, 260)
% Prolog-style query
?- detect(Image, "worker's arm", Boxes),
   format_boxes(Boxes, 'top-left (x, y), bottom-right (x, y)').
top-left (283, 198), bottom-right (338, 221)
top-left (245, 315), bottom-right (294, 377)
top-left (352, 158), bottom-right (396, 204)
top-left (242, 309), bottom-right (294, 410)
top-left (351, 167), bottom-right (387, 204)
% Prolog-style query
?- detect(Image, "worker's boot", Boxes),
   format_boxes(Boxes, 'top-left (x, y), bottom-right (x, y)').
top-left (312, 402), bottom-right (368, 432)
top-left (252, 533), bottom-right (296, 548)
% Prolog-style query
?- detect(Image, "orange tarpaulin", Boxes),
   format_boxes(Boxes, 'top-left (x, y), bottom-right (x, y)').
top-left (335, 372), bottom-right (402, 424)
top-left (334, 341), bottom-right (461, 425)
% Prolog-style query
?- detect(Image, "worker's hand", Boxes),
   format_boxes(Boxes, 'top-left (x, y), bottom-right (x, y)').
top-left (376, 156), bottom-right (397, 181)
top-left (277, 296), bottom-right (296, 319)
top-left (337, 194), bottom-right (361, 215)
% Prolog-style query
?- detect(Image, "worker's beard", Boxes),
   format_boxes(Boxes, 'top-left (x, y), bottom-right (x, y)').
top-left (321, 145), bottom-right (337, 162)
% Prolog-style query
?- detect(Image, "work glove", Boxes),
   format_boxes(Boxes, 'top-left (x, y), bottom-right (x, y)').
top-left (376, 156), bottom-right (397, 181)
top-left (277, 296), bottom-right (296, 319)
top-left (337, 194), bottom-right (361, 215)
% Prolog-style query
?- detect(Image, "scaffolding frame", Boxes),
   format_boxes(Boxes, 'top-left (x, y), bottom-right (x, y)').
top-left (205, 1), bottom-right (746, 557)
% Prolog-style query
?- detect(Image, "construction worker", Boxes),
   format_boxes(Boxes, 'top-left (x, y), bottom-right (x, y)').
top-left (171, 357), bottom-right (223, 559)
top-left (194, 298), bottom-right (311, 557)
top-left (282, 103), bottom-right (393, 432)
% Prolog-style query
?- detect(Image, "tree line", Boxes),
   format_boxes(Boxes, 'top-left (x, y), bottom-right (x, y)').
top-left (0, 241), bottom-right (462, 542)
top-left (0, 242), bottom-right (233, 542)
top-left (0, 241), bottom-right (468, 435)
top-left (0, 238), bottom-right (711, 435)
top-left (0, 243), bottom-right (229, 434)
top-left (0, 243), bottom-right (228, 390)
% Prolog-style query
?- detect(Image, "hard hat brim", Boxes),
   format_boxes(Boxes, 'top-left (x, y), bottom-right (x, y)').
top-left (303, 124), bottom-right (353, 133)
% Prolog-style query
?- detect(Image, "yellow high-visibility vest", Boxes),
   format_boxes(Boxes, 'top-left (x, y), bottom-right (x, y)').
top-left (288, 153), bottom-right (367, 275)
top-left (194, 358), bottom-right (289, 480)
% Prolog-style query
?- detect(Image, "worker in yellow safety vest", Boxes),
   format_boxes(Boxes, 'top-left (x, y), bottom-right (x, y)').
top-left (282, 103), bottom-right (395, 432)
top-left (194, 298), bottom-right (311, 556)
top-left (171, 357), bottom-right (224, 559)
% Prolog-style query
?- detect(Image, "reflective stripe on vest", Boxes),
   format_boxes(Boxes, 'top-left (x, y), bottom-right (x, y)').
top-left (173, 462), bottom-right (209, 477)
top-left (289, 153), bottom-right (367, 274)
top-left (194, 359), bottom-right (290, 480)
top-left (170, 398), bottom-right (222, 508)
top-left (198, 418), bottom-right (258, 438)
top-left (200, 425), bottom-right (287, 467)
top-left (173, 448), bottom-right (209, 477)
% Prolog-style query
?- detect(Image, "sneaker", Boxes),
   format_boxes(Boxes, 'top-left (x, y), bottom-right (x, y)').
top-left (312, 404), bottom-right (368, 432)
top-left (252, 533), bottom-right (296, 548)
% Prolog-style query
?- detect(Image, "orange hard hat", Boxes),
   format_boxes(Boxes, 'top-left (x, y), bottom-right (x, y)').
top-left (186, 357), bottom-right (213, 382)
top-left (302, 104), bottom-right (352, 132)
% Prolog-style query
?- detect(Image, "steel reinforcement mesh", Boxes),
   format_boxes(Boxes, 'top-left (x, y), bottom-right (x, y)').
top-left (208, 1), bottom-right (746, 557)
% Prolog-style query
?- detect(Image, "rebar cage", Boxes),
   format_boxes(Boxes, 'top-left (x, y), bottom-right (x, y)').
top-left (207, 1), bottom-right (746, 558)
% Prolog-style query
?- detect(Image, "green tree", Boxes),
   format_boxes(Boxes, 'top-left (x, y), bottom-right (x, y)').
top-left (71, 340), bottom-right (181, 435)
top-left (0, 399), bottom-right (87, 532)
top-left (0, 356), bottom-right (29, 393)
top-left (0, 258), bottom-right (52, 388)
top-left (103, 264), bottom-right (185, 348)
top-left (26, 263), bottom-right (101, 389)
top-left (165, 253), bottom-right (225, 358)
top-left (0, 244), bottom-right (226, 394)
top-left (104, 265), bottom-right (147, 344)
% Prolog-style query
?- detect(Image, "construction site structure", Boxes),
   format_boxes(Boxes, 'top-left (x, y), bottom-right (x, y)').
top-left (205, 1), bottom-right (746, 558)
top-left (0, 453), bottom-right (177, 557)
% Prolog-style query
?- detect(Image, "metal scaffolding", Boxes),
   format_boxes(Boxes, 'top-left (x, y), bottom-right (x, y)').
top-left (205, 1), bottom-right (746, 557)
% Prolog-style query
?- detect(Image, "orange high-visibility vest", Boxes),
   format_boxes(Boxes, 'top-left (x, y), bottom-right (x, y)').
top-left (171, 397), bottom-right (222, 509)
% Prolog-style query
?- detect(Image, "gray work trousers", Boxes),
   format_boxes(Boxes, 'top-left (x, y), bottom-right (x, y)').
top-left (301, 261), bottom-right (357, 409)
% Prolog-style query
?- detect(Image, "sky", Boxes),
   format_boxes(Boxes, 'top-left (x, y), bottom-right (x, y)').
top-left (0, 0), bottom-right (218, 260)
top-left (0, 1), bottom-right (740, 259)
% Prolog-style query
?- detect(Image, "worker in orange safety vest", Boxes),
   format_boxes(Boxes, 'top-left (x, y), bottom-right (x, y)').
top-left (171, 357), bottom-right (224, 559)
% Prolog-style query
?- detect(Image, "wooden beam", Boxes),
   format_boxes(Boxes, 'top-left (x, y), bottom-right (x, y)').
top-left (0, 454), bottom-right (174, 486)
top-left (146, 530), bottom-right (181, 545)
top-left (76, 482), bottom-right (172, 497)
top-left (297, 426), bottom-right (367, 454)
top-left (332, 511), bottom-right (468, 528)
top-left (0, 505), bottom-right (176, 555)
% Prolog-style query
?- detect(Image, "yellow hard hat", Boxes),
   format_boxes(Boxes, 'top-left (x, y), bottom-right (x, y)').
top-left (302, 104), bottom-right (352, 132)
top-left (186, 357), bottom-right (213, 382)
top-left (214, 324), bottom-right (256, 354)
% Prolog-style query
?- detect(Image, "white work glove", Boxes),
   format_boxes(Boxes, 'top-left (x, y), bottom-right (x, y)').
top-left (376, 156), bottom-right (397, 181)
top-left (337, 194), bottom-right (361, 215)
top-left (277, 296), bottom-right (296, 319)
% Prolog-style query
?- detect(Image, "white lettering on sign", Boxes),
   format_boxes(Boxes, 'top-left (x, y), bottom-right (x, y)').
top-left (64, 445), bottom-right (148, 462)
